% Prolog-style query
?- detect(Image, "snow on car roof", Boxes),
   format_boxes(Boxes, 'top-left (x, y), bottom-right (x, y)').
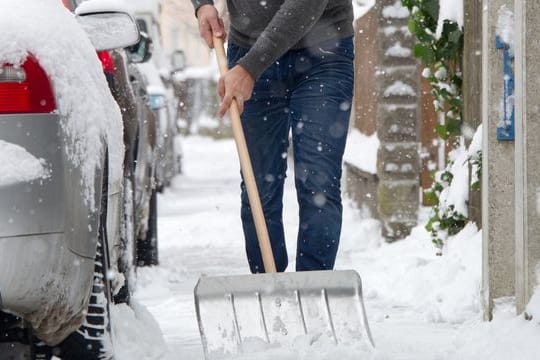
top-left (0, 0), bottom-right (124, 210)
top-left (75, 0), bottom-right (133, 16)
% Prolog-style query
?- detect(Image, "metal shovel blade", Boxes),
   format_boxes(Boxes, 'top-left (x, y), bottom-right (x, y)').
top-left (194, 270), bottom-right (374, 359)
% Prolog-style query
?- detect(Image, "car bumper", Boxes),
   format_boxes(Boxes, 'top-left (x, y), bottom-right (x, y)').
top-left (0, 232), bottom-right (94, 345)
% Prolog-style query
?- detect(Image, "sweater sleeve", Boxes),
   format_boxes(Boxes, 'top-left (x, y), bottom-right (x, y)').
top-left (237, 0), bottom-right (329, 80)
top-left (191, 0), bottom-right (214, 16)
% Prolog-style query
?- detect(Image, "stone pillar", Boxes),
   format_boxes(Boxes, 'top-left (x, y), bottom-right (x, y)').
top-left (481, 0), bottom-right (515, 320)
top-left (376, 0), bottom-right (420, 240)
top-left (514, 0), bottom-right (540, 315)
top-left (344, 6), bottom-right (381, 217)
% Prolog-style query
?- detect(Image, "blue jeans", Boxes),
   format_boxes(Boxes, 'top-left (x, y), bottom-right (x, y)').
top-left (228, 37), bottom-right (354, 273)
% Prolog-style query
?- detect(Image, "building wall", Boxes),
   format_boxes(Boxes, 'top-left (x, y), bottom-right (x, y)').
top-left (514, 0), bottom-right (540, 315)
top-left (159, 0), bottom-right (227, 67)
top-left (353, 6), bottom-right (379, 136)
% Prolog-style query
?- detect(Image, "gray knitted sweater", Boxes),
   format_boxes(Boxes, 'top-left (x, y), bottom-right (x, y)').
top-left (192, 0), bottom-right (354, 80)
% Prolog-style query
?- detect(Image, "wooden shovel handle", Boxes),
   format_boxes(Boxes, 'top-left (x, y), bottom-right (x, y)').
top-left (213, 37), bottom-right (277, 273)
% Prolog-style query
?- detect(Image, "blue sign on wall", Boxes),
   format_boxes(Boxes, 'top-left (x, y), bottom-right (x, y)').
top-left (496, 35), bottom-right (515, 141)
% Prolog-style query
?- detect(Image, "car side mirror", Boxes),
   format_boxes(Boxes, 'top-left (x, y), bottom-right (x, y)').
top-left (126, 31), bottom-right (153, 64)
top-left (75, 3), bottom-right (140, 51)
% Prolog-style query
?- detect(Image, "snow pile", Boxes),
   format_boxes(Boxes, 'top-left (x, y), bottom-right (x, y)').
top-left (211, 335), bottom-right (374, 360)
top-left (0, 140), bottom-right (51, 187)
top-left (343, 129), bottom-right (379, 174)
top-left (343, 222), bottom-right (482, 324)
top-left (135, 134), bottom-right (540, 358)
top-left (0, 1), bottom-right (124, 209)
top-left (437, 0), bottom-right (464, 38)
top-left (447, 297), bottom-right (540, 360)
top-left (110, 301), bottom-right (167, 360)
top-left (526, 286), bottom-right (540, 318)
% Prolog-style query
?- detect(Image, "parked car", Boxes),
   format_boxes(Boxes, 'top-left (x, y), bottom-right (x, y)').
top-left (138, 60), bottom-right (179, 191)
top-left (132, 5), bottom-right (182, 190)
top-left (66, 0), bottom-right (160, 269)
top-left (0, 1), bottom-right (139, 359)
top-left (102, 43), bottom-right (160, 271)
top-left (126, 45), bottom-right (161, 267)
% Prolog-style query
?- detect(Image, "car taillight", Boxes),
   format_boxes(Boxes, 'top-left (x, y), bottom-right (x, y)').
top-left (97, 51), bottom-right (116, 73)
top-left (0, 55), bottom-right (56, 114)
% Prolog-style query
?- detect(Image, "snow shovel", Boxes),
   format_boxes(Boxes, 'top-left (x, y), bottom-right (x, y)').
top-left (194, 37), bottom-right (374, 359)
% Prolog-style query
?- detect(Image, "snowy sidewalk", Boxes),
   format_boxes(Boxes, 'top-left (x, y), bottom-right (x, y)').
top-left (131, 135), bottom-right (539, 360)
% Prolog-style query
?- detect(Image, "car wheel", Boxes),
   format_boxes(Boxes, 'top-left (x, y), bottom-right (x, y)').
top-left (136, 188), bottom-right (158, 266)
top-left (58, 173), bottom-right (114, 360)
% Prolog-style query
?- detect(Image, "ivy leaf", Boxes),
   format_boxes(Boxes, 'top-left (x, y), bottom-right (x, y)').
top-left (414, 43), bottom-right (436, 64)
top-left (446, 118), bottom-right (462, 135)
top-left (408, 18), bottom-right (417, 34)
top-left (424, 190), bottom-right (440, 206)
top-left (401, 0), bottom-right (414, 9)
top-left (436, 124), bottom-right (450, 139)
top-left (423, 0), bottom-right (440, 22)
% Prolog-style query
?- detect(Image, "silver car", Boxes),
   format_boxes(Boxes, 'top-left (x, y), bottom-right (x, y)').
top-left (135, 10), bottom-right (182, 191)
top-left (0, 2), bottom-right (139, 359)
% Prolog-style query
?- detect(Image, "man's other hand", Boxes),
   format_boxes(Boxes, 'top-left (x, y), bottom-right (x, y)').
top-left (196, 5), bottom-right (225, 48)
top-left (218, 65), bottom-right (255, 117)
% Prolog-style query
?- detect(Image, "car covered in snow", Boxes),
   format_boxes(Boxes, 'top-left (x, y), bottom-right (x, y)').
top-left (133, 3), bottom-right (182, 191)
top-left (0, 1), bottom-right (139, 358)
top-left (66, 0), bottom-right (161, 270)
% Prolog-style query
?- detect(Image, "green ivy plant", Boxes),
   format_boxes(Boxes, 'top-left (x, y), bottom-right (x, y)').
top-left (401, 0), bottom-right (468, 249)
top-left (402, 0), bottom-right (464, 139)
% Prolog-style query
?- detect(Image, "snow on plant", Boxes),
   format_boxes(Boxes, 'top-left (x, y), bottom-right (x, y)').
top-left (401, 0), bottom-right (480, 250)
top-left (425, 125), bottom-right (482, 250)
top-left (425, 138), bottom-right (469, 249)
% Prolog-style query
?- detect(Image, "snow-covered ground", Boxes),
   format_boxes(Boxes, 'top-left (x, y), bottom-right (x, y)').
top-left (120, 135), bottom-right (540, 360)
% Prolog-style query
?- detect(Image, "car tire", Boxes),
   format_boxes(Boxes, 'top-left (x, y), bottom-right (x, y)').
top-left (58, 171), bottom-right (114, 360)
top-left (136, 188), bottom-right (158, 266)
